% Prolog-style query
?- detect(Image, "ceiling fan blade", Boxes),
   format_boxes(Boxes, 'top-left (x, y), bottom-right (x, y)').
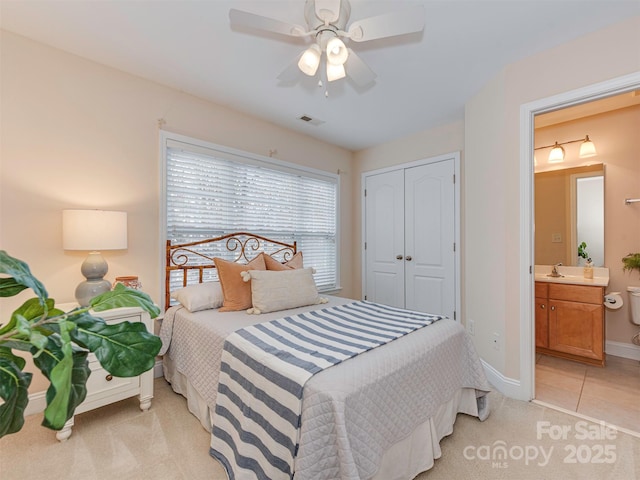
top-left (277, 55), bottom-right (303, 83)
top-left (345, 49), bottom-right (376, 86)
top-left (314, 0), bottom-right (341, 24)
top-left (347, 6), bottom-right (425, 42)
top-left (230, 9), bottom-right (308, 37)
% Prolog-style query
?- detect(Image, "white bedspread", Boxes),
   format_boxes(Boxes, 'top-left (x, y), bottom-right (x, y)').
top-left (159, 296), bottom-right (491, 480)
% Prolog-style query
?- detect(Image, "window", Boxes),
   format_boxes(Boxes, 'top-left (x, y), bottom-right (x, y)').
top-left (162, 133), bottom-right (339, 291)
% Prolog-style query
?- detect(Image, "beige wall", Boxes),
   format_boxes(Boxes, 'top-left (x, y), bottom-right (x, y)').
top-left (535, 106), bottom-right (640, 345)
top-left (0, 31), bottom-right (354, 392)
top-left (465, 16), bottom-right (640, 380)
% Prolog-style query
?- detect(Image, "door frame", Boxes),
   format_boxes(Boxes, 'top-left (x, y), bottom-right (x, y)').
top-left (361, 151), bottom-right (461, 321)
top-left (519, 72), bottom-right (640, 401)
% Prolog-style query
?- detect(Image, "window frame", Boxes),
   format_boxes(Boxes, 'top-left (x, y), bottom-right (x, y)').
top-left (159, 130), bottom-right (341, 301)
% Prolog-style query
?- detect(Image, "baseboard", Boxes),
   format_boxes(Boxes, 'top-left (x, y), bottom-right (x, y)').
top-left (24, 391), bottom-right (47, 416)
top-left (154, 358), bottom-right (164, 378)
top-left (481, 359), bottom-right (528, 401)
top-left (606, 340), bottom-right (640, 361)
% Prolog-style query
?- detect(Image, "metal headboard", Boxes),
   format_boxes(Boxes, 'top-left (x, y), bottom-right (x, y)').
top-left (165, 232), bottom-right (297, 309)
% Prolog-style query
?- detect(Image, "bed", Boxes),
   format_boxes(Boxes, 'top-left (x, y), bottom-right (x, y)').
top-left (160, 232), bottom-right (491, 480)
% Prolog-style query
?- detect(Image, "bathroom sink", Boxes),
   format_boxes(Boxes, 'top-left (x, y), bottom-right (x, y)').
top-left (534, 265), bottom-right (609, 287)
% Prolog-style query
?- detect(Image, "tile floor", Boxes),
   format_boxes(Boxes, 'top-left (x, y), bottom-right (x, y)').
top-left (535, 353), bottom-right (640, 433)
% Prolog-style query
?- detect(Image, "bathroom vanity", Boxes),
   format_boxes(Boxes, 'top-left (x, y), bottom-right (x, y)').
top-left (535, 266), bottom-right (609, 367)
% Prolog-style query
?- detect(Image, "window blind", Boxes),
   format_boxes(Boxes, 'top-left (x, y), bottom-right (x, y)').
top-left (165, 138), bottom-right (338, 291)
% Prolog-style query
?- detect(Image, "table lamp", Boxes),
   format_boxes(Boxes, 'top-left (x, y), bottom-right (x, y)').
top-left (63, 209), bottom-right (127, 306)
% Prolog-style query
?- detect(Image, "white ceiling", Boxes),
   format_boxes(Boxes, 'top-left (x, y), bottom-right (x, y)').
top-left (2, 1), bottom-right (639, 151)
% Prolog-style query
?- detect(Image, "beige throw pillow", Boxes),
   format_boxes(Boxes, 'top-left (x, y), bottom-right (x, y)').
top-left (240, 267), bottom-right (327, 314)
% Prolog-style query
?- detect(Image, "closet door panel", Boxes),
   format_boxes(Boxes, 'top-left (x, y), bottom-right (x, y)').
top-left (364, 170), bottom-right (405, 307)
top-left (404, 161), bottom-right (455, 317)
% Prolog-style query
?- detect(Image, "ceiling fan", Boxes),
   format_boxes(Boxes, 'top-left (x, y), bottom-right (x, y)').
top-left (229, 0), bottom-right (425, 87)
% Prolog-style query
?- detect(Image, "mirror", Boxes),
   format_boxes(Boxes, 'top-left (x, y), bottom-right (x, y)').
top-left (534, 164), bottom-right (604, 266)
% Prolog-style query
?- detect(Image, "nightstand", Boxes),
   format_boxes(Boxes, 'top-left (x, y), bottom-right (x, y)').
top-left (55, 305), bottom-right (154, 441)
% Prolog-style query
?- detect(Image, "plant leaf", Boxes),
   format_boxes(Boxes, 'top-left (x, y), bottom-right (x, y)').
top-left (12, 297), bottom-right (61, 323)
top-left (0, 250), bottom-right (48, 302)
top-left (32, 333), bottom-right (90, 430)
top-left (1, 297), bottom-right (62, 337)
top-left (0, 352), bottom-right (32, 438)
top-left (90, 283), bottom-right (160, 318)
top-left (71, 312), bottom-right (161, 377)
top-left (0, 277), bottom-right (28, 298)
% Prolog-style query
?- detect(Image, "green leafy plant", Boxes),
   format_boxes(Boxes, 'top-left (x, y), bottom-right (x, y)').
top-left (578, 242), bottom-right (591, 263)
top-left (0, 250), bottom-right (162, 438)
top-left (622, 253), bottom-right (640, 277)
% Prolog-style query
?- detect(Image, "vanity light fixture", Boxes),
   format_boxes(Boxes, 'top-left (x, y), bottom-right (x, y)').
top-left (534, 135), bottom-right (597, 164)
top-left (548, 142), bottom-right (565, 163)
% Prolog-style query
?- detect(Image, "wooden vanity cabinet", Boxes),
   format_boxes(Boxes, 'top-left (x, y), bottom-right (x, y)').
top-left (535, 282), bottom-right (605, 366)
top-left (535, 282), bottom-right (549, 348)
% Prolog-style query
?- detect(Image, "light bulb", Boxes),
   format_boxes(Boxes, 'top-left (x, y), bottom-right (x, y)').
top-left (298, 44), bottom-right (321, 76)
top-left (327, 62), bottom-right (346, 82)
top-left (326, 37), bottom-right (349, 65)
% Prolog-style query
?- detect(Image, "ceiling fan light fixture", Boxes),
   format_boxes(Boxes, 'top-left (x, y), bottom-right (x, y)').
top-left (327, 62), bottom-right (346, 82)
top-left (298, 44), bottom-right (322, 76)
top-left (326, 37), bottom-right (349, 65)
top-left (579, 135), bottom-right (597, 158)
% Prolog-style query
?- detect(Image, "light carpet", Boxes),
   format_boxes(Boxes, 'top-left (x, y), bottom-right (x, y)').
top-left (1, 378), bottom-right (638, 479)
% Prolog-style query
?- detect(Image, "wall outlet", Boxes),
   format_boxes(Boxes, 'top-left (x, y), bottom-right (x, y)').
top-left (493, 332), bottom-right (500, 351)
top-left (467, 319), bottom-right (475, 335)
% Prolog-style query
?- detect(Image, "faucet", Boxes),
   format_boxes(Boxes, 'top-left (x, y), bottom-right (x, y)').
top-left (549, 263), bottom-right (563, 277)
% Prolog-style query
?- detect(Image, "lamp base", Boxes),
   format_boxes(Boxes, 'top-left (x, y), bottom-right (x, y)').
top-left (75, 279), bottom-right (111, 307)
top-left (76, 252), bottom-right (111, 306)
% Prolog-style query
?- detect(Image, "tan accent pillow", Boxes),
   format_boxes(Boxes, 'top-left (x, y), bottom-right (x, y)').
top-left (264, 251), bottom-right (304, 271)
top-left (214, 254), bottom-right (266, 312)
top-left (241, 268), bottom-right (327, 314)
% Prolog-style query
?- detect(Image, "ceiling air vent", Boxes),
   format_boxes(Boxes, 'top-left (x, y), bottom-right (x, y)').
top-left (298, 114), bottom-right (325, 126)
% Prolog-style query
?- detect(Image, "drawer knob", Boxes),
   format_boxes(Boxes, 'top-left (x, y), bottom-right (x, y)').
top-left (105, 374), bottom-right (113, 382)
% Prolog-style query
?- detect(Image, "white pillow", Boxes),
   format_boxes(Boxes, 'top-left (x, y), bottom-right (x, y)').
top-left (240, 268), bottom-right (327, 314)
top-left (170, 281), bottom-right (224, 312)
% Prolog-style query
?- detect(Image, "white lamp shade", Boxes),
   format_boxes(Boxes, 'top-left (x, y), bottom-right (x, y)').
top-left (579, 136), bottom-right (597, 158)
top-left (548, 144), bottom-right (565, 163)
top-left (326, 37), bottom-right (349, 65)
top-left (327, 62), bottom-right (346, 82)
top-left (63, 210), bottom-right (127, 251)
top-left (298, 44), bottom-right (321, 76)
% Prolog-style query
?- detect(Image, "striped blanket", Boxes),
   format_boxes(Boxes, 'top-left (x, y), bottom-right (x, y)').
top-left (209, 301), bottom-right (443, 480)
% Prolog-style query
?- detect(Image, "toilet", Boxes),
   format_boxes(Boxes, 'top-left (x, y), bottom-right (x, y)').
top-left (627, 286), bottom-right (640, 346)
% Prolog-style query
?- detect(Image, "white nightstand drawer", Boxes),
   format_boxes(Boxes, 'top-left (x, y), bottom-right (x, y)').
top-left (85, 362), bottom-right (139, 399)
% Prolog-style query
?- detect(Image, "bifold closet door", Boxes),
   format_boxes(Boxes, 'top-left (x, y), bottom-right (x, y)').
top-left (364, 169), bottom-right (405, 308)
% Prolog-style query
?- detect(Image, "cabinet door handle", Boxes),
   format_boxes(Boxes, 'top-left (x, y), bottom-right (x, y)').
top-left (540, 304), bottom-right (545, 309)
top-left (105, 374), bottom-right (113, 382)
top-left (396, 254), bottom-right (403, 260)
top-left (405, 256), bottom-right (412, 261)
top-left (550, 306), bottom-right (555, 311)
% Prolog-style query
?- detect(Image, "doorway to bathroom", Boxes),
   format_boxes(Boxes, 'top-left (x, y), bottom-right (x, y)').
top-left (523, 74), bottom-right (640, 435)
